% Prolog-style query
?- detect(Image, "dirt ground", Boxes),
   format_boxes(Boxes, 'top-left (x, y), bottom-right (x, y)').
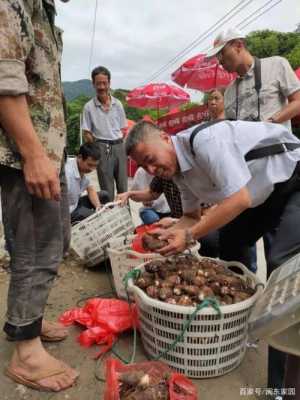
top-left (0, 249), bottom-right (268, 400)
top-left (0, 174), bottom-right (269, 399)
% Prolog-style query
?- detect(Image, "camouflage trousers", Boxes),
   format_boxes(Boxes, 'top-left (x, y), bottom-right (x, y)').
top-left (0, 164), bottom-right (70, 340)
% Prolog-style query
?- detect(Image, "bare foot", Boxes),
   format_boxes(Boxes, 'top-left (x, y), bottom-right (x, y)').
top-left (41, 320), bottom-right (68, 341)
top-left (6, 338), bottom-right (79, 392)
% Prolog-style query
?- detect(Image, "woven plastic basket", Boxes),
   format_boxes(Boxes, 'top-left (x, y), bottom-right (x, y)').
top-left (107, 236), bottom-right (200, 299)
top-left (128, 257), bottom-right (262, 378)
top-left (71, 202), bottom-right (134, 267)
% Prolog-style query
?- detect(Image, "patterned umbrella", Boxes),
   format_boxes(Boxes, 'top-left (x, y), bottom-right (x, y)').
top-left (171, 53), bottom-right (236, 92)
top-left (126, 83), bottom-right (190, 117)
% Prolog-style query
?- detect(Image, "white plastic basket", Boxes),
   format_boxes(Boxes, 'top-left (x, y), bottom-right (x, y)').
top-left (128, 257), bottom-right (262, 378)
top-left (107, 235), bottom-right (200, 299)
top-left (71, 202), bottom-right (134, 267)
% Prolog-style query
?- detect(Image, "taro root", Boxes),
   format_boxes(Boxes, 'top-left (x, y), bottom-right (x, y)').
top-left (221, 295), bottom-right (233, 305)
top-left (209, 281), bottom-right (221, 295)
top-left (145, 261), bottom-right (161, 273)
top-left (220, 285), bottom-right (231, 296)
top-left (192, 275), bottom-right (206, 287)
top-left (233, 291), bottom-right (252, 303)
top-left (173, 285), bottom-right (185, 296)
top-left (198, 286), bottom-right (214, 301)
top-left (138, 257), bottom-right (256, 306)
top-left (184, 285), bottom-right (200, 297)
top-left (165, 297), bottom-right (177, 305)
top-left (180, 270), bottom-right (196, 283)
top-left (142, 232), bottom-right (168, 252)
top-left (158, 287), bottom-right (173, 301)
top-left (146, 285), bottom-right (159, 299)
top-left (165, 274), bottom-right (181, 286)
top-left (216, 273), bottom-right (242, 287)
top-left (119, 371), bottom-right (147, 387)
top-left (160, 281), bottom-right (173, 289)
top-left (136, 276), bottom-right (153, 289)
top-left (203, 269), bottom-right (217, 279)
top-left (154, 279), bottom-right (162, 288)
top-left (177, 295), bottom-right (193, 306)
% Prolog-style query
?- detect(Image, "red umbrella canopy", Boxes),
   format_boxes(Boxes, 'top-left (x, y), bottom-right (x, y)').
top-left (292, 68), bottom-right (300, 125)
top-left (172, 53), bottom-right (236, 92)
top-left (126, 83), bottom-right (190, 109)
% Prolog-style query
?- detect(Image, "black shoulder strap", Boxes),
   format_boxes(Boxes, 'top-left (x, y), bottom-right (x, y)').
top-left (189, 120), bottom-right (224, 156)
top-left (254, 57), bottom-right (262, 121)
top-left (189, 118), bottom-right (300, 161)
top-left (253, 57), bottom-right (262, 94)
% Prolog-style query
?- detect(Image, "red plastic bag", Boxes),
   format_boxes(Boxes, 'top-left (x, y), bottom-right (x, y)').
top-left (132, 223), bottom-right (160, 253)
top-left (104, 358), bottom-right (198, 400)
top-left (59, 299), bottom-right (137, 358)
top-left (135, 223), bottom-right (158, 235)
top-left (169, 373), bottom-right (198, 400)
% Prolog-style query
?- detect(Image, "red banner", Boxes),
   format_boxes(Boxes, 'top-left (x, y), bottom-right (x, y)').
top-left (157, 105), bottom-right (209, 134)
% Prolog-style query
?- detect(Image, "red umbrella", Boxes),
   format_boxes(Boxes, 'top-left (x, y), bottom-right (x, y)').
top-left (171, 53), bottom-right (236, 92)
top-left (292, 68), bottom-right (300, 126)
top-left (126, 83), bottom-right (190, 118)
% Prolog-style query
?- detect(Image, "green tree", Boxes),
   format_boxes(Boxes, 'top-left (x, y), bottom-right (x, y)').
top-left (66, 95), bottom-right (91, 154)
top-left (246, 30), bottom-right (300, 69)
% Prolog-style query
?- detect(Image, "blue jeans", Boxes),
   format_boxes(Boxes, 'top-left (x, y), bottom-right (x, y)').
top-left (139, 207), bottom-right (160, 225)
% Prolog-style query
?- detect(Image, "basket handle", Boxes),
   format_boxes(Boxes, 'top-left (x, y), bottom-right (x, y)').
top-left (226, 262), bottom-right (250, 276)
top-left (98, 201), bottom-right (122, 212)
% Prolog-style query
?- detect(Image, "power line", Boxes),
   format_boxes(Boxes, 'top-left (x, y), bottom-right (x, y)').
top-left (141, 0), bottom-right (256, 84)
top-left (88, 0), bottom-right (99, 75)
top-left (202, 0), bottom-right (283, 52)
top-left (142, 0), bottom-right (283, 85)
top-left (239, 0), bottom-right (283, 30)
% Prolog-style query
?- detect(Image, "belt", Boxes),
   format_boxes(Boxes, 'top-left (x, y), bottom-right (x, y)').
top-left (96, 138), bottom-right (123, 145)
top-left (245, 143), bottom-right (300, 162)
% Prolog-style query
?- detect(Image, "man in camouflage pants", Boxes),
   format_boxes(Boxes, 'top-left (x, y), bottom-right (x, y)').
top-left (0, 0), bottom-right (79, 391)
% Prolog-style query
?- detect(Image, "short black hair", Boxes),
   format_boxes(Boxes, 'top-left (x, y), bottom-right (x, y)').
top-left (78, 143), bottom-right (101, 161)
top-left (91, 66), bottom-right (111, 83)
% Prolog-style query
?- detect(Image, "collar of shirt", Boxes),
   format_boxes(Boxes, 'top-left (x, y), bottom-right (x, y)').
top-left (237, 60), bottom-right (255, 80)
top-left (94, 95), bottom-right (117, 111)
top-left (70, 158), bottom-right (81, 180)
top-left (171, 135), bottom-right (193, 174)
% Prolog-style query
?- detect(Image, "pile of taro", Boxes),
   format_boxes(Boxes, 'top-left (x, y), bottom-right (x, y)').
top-left (134, 255), bottom-right (256, 306)
top-left (119, 370), bottom-right (171, 400)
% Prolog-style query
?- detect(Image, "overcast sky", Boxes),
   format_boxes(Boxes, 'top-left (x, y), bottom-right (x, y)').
top-left (56, 0), bottom-right (300, 91)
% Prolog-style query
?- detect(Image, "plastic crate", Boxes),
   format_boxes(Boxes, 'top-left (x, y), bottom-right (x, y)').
top-left (128, 257), bottom-right (262, 378)
top-left (71, 202), bottom-right (134, 267)
top-left (107, 235), bottom-right (200, 299)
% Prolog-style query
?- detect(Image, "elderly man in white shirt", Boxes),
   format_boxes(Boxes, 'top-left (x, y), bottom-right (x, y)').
top-left (65, 143), bottom-right (109, 224)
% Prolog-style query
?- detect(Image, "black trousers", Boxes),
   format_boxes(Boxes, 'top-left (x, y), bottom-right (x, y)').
top-left (219, 162), bottom-right (300, 390)
top-left (71, 191), bottom-right (110, 224)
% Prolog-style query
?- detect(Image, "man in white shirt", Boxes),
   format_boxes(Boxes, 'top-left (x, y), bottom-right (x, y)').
top-left (126, 120), bottom-right (300, 393)
top-left (126, 120), bottom-right (300, 268)
top-left (207, 28), bottom-right (300, 390)
top-left (82, 66), bottom-right (128, 201)
top-left (65, 143), bottom-right (109, 224)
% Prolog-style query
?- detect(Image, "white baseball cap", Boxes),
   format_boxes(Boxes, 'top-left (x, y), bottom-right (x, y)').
top-left (206, 28), bottom-right (246, 58)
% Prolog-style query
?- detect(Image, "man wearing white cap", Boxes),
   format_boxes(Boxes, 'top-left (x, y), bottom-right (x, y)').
top-left (206, 28), bottom-right (300, 130)
top-left (207, 27), bottom-right (300, 392)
